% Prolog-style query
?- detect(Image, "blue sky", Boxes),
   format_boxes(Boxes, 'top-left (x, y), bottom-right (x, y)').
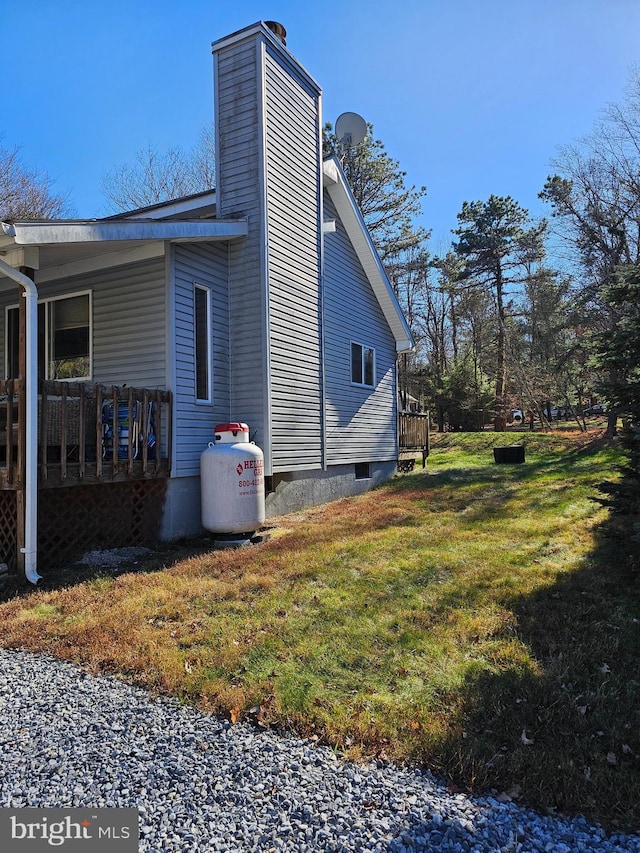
top-left (3, 0), bottom-right (640, 251)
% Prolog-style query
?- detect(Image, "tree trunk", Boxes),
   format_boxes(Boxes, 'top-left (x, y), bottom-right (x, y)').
top-left (605, 411), bottom-right (617, 438)
top-left (494, 262), bottom-right (508, 432)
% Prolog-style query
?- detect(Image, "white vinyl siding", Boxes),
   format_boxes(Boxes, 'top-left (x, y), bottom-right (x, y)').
top-left (0, 257), bottom-right (166, 388)
top-left (264, 47), bottom-right (322, 471)
top-left (91, 257), bottom-right (166, 387)
top-left (174, 243), bottom-right (230, 476)
top-left (214, 31), bottom-right (323, 473)
top-left (323, 194), bottom-right (398, 464)
top-left (215, 38), bottom-right (269, 452)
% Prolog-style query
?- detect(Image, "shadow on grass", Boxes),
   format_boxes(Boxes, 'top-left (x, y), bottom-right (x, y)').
top-left (417, 467), bottom-right (640, 832)
top-left (2, 433), bottom-right (610, 603)
top-left (2, 435), bottom-right (637, 834)
top-left (0, 535), bottom-right (218, 604)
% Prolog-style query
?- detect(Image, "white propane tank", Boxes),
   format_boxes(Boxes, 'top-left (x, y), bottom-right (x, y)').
top-left (200, 422), bottom-right (265, 540)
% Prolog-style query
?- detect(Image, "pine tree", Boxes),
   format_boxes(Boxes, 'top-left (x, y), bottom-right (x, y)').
top-left (592, 265), bottom-right (640, 496)
top-left (453, 196), bottom-right (546, 430)
top-left (323, 122), bottom-right (427, 263)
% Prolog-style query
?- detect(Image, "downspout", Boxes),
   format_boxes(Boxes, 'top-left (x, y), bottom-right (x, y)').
top-left (0, 253), bottom-right (41, 584)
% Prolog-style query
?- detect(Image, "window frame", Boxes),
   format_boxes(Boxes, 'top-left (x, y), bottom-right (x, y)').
top-left (194, 282), bottom-right (212, 404)
top-left (350, 340), bottom-right (376, 389)
top-left (5, 290), bottom-right (92, 382)
top-left (354, 462), bottom-right (371, 480)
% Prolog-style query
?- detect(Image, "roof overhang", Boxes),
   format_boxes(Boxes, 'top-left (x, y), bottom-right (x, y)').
top-left (1, 217), bottom-right (247, 245)
top-left (322, 158), bottom-right (414, 353)
top-left (103, 190), bottom-right (218, 221)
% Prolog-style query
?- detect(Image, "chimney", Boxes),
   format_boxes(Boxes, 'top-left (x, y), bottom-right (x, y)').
top-left (264, 21), bottom-right (287, 45)
top-left (212, 21), bottom-right (323, 473)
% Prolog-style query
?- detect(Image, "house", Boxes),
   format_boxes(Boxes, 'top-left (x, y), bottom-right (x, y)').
top-left (0, 21), bottom-right (414, 582)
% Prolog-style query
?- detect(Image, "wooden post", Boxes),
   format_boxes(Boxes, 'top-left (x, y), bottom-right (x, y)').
top-left (96, 385), bottom-right (103, 480)
top-left (168, 391), bottom-right (173, 473)
top-left (78, 383), bottom-right (86, 479)
top-left (60, 383), bottom-right (68, 481)
top-left (111, 386), bottom-right (119, 468)
top-left (40, 385), bottom-right (48, 481)
top-left (422, 413), bottom-right (430, 469)
top-left (141, 389), bottom-right (149, 475)
top-left (127, 386), bottom-right (134, 476)
top-left (7, 379), bottom-right (15, 487)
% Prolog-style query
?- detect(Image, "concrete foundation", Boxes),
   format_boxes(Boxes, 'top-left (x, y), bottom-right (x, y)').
top-left (265, 461), bottom-right (397, 517)
top-left (159, 461), bottom-right (398, 540)
top-left (159, 476), bottom-right (203, 540)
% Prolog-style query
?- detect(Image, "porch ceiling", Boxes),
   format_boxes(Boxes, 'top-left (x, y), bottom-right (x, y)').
top-left (0, 239), bottom-right (155, 281)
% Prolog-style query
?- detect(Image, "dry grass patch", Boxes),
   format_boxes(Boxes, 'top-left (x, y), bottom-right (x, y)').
top-left (0, 428), bottom-right (638, 831)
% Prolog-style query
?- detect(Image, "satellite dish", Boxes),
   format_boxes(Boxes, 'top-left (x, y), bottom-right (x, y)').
top-left (335, 112), bottom-right (367, 148)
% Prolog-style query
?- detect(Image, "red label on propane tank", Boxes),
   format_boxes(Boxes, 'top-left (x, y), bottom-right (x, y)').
top-left (236, 463), bottom-right (243, 476)
top-left (216, 422), bottom-right (248, 433)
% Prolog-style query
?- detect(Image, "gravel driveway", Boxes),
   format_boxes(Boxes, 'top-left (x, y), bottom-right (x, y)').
top-left (0, 648), bottom-right (637, 852)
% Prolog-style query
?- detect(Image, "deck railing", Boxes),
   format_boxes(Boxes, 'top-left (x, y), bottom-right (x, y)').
top-left (0, 380), bottom-right (172, 488)
top-left (399, 411), bottom-right (430, 468)
top-left (0, 379), bottom-right (22, 486)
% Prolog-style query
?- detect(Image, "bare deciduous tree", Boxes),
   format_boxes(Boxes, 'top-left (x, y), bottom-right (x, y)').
top-left (0, 137), bottom-right (70, 219)
top-left (540, 69), bottom-right (640, 434)
top-left (101, 126), bottom-right (216, 212)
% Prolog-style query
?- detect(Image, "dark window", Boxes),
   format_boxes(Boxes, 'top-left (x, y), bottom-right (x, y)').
top-left (6, 295), bottom-right (89, 380)
top-left (48, 295), bottom-right (90, 379)
top-left (195, 284), bottom-right (211, 402)
top-left (355, 462), bottom-right (371, 480)
top-left (351, 342), bottom-right (362, 384)
top-left (351, 342), bottom-right (375, 388)
top-left (363, 346), bottom-right (374, 386)
top-left (6, 305), bottom-right (19, 379)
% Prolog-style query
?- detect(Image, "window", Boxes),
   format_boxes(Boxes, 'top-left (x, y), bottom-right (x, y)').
top-left (351, 341), bottom-right (375, 388)
top-left (194, 284), bottom-right (212, 403)
top-left (354, 462), bottom-right (371, 480)
top-left (6, 292), bottom-right (91, 380)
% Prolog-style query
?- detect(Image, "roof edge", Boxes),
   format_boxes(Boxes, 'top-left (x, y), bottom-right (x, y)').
top-left (5, 217), bottom-right (248, 246)
top-left (322, 157), bottom-right (415, 351)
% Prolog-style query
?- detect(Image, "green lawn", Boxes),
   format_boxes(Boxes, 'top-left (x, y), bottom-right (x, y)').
top-left (1, 429), bottom-right (638, 831)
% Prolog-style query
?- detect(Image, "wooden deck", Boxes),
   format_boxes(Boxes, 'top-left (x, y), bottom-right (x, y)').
top-left (0, 379), bottom-right (172, 489)
top-left (398, 411), bottom-right (430, 469)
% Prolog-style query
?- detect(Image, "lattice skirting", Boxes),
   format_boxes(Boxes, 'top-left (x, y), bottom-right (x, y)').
top-left (0, 481), bottom-right (167, 575)
top-left (0, 492), bottom-right (18, 573)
